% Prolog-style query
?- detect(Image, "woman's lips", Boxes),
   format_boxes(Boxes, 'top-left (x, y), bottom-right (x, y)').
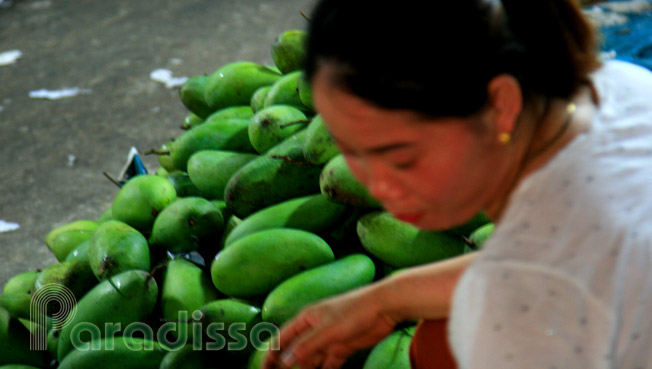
top-left (394, 212), bottom-right (424, 224)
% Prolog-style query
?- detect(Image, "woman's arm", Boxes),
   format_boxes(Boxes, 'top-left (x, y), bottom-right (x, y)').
top-left (375, 252), bottom-right (477, 322)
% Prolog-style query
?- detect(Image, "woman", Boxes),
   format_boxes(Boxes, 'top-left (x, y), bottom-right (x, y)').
top-left (264, 0), bottom-right (652, 368)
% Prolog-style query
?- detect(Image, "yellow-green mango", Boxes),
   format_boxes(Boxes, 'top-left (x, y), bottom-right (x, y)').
top-left (262, 254), bottom-right (375, 325)
top-left (170, 118), bottom-right (255, 171)
top-left (204, 62), bottom-right (282, 112)
top-left (250, 86), bottom-right (271, 114)
top-left (166, 171), bottom-right (204, 197)
top-left (2, 270), bottom-right (39, 295)
top-left (111, 174), bottom-right (177, 232)
top-left (180, 75), bottom-right (213, 119)
top-left (187, 150), bottom-right (258, 200)
top-left (444, 211), bottom-right (492, 238)
top-left (320, 154), bottom-right (382, 208)
top-left (160, 344), bottom-right (206, 369)
top-left (271, 30), bottom-right (307, 74)
top-left (357, 212), bottom-right (466, 268)
top-left (0, 293), bottom-right (32, 320)
top-left (149, 197), bottom-right (224, 254)
top-left (0, 307), bottom-right (49, 367)
top-left (263, 71), bottom-right (309, 113)
top-left (303, 115), bottom-right (340, 165)
top-left (468, 223), bottom-right (494, 250)
top-left (158, 141), bottom-right (176, 172)
top-left (64, 238), bottom-right (90, 263)
top-left (45, 220), bottom-right (98, 261)
top-left (224, 194), bottom-right (347, 247)
top-left (194, 299), bottom-right (262, 355)
top-left (362, 326), bottom-right (415, 369)
top-left (58, 337), bottom-right (167, 369)
top-left (248, 105), bottom-right (308, 154)
top-left (88, 220), bottom-right (150, 280)
top-left (219, 214), bottom-right (242, 250)
top-left (224, 130), bottom-right (322, 218)
top-left (57, 270), bottom-right (159, 361)
top-left (34, 260), bottom-right (97, 303)
top-left (211, 229), bottom-right (334, 298)
top-left (97, 206), bottom-right (113, 223)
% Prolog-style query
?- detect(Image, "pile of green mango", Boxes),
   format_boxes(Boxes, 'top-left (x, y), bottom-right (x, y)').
top-left (0, 29), bottom-right (494, 369)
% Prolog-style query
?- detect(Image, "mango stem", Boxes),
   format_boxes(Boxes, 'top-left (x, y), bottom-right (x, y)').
top-left (102, 171), bottom-right (122, 188)
top-left (144, 148), bottom-right (170, 156)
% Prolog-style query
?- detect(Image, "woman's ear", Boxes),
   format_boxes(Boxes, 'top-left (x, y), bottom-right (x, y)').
top-left (486, 74), bottom-right (523, 137)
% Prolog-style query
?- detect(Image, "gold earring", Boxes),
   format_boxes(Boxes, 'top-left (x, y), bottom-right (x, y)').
top-left (498, 132), bottom-right (511, 145)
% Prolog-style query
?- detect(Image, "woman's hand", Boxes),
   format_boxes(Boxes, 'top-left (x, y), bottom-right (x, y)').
top-left (262, 284), bottom-right (400, 369)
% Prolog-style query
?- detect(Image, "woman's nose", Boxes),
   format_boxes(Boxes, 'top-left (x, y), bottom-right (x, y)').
top-left (366, 166), bottom-right (405, 202)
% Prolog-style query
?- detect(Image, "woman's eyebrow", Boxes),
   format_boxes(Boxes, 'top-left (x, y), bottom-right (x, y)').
top-left (329, 134), bottom-right (415, 154)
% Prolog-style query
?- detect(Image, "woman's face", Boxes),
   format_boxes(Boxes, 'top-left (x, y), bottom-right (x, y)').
top-left (312, 68), bottom-right (508, 231)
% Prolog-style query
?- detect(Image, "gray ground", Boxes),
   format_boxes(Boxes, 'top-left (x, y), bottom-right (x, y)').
top-left (0, 0), bottom-right (314, 287)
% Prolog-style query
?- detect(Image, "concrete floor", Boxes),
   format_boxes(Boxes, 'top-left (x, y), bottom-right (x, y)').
top-left (0, 0), bottom-right (315, 287)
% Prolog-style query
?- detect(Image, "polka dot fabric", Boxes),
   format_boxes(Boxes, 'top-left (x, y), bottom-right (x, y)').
top-left (448, 60), bottom-right (652, 368)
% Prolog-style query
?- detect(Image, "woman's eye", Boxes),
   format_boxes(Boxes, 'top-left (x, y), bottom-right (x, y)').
top-left (393, 160), bottom-right (416, 170)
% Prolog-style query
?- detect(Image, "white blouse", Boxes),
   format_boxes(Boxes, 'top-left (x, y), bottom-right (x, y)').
top-left (448, 60), bottom-right (652, 369)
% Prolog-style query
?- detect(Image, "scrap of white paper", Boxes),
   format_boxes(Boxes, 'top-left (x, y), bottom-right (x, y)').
top-left (150, 68), bottom-right (188, 89)
top-left (29, 88), bottom-right (92, 100)
top-left (0, 50), bottom-right (22, 66)
top-left (0, 220), bottom-right (20, 233)
top-left (600, 0), bottom-right (652, 14)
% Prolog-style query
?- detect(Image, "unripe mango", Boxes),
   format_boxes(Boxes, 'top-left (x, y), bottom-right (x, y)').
top-left (224, 194), bottom-right (347, 247)
top-left (263, 71), bottom-right (308, 113)
top-left (45, 220), bottom-right (98, 261)
top-left (187, 150), bottom-right (258, 200)
top-left (149, 197), bottom-right (224, 254)
top-left (303, 115), bottom-right (340, 165)
top-left (320, 154), bottom-right (382, 208)
top-left (0, 307), bottom-right (50, 367)
top-left (270, 30), bottom-right (307, 74)
top-left (161, 258), bottom-right (218, 325)
top-left (362, 326), bottom-right (415, 369)
top-left (58, 337), bottom-right (167, 369)
top-left (250, 86), bottom-right (271, 113)
top-left (34, 260), bottom-right (97, 302)
top-left (248, 105), bottom-right (308, 154)
top-left (262, 254), bottom-right (375, 326)
top-left (211, 229), bottom-right (334, 298)
top-left (166, 171), bottom-right (205, 197)
top-left (181, 112), bottom-right (204, 130)
top-left (468, 223), bottom-right (494, 250)
top-left (2, 270), bottom-right (39, 295)
top-left (111, 174), bottom-right (177, 232)
top-left (204, 62), bottom-right (282, 112)
top-left (170, 118), bottom-right (254, 171)
top-left (88, 220), bottom-right (151, 280)
top-left (180, 75), bottom-right (213, 119)
top-left (357, 212), bottom-right (466, 268)
top-left (297, 71), bottom-right (314, 111)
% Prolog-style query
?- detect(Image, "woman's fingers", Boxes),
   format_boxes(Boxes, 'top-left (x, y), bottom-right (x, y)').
top-left (263, 309), bottom-right (322, 369)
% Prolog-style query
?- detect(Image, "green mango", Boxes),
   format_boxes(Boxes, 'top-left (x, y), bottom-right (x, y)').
top-left (250, 86), bottom-right (271, 114)
top-left (263, 71), bottom-right (309, 113)
top-left (181, 112), bottom-right (205, 130)
top-left (180, 75), bottom-right (213, 119)
top-left (303, 115), bottom-right (340, 165)
top-left (160, 344), bottom-right (206, 369)
top-left (224, 130), bottom-right (323, 218)
top-left (88, 220), bottom-right (150, 281)
top-left (111, 174), bottom-right (177, 232)
top-left (320, 154), bottom-right (382, 208)
top-left (158, 141), bottom-right (176, 172)
top-left (468, 223), bottom-right (494, 250)
top-left (445, 211), bottom-right (492, 238)
top-left (0, 365), bottom-right (43, 369)
top-left (206, 105), bottom-right (255, 122)
top-left (57, 270), bottom-right (159, 361)
top-left (362, 326), bottom-right (415, 369)
top-left (167, 171), bottom-right (205, 197)
top-left (170, 118), bottom-right (255, 171)
top-left (224, 194), bottom-right (347, 247)
top-left (161, 258), bottom-right (218, 323)
top-left (270, 30), bottom-right (307, 74)
top-left (45, 220), bottom-right (98, 261)
top-left (3, 270), bottom-right (39, 295)
top-left (194, 299), bottom-right (263, 355)
top-left (47, 328), bottom-right (59, 360)
top-left (58, 337), bottom-right (167, 369)
top-left (262, 254), bottom-right (375, 326)
top-left (357, 212), bottom-right (466, 268)
top-left (204, 62), bottom-right (282, 112)
top-left (149, 197), bottom-right (224, 254)
top-left (211, 229), bottom-right (334, 298)
top-left (64, 238), bottom-right (91, 263)
top-left (187, 150), bottom-right (258, 200)
top-left (0, 307), bottom-right (50, 367)
top-left (0, 293), bottom-right (32, 320)
top-left (248, 105), bottom-right (308, 154)
top-left (297, 71), bottom-right (315, 111)
top-left (34, 260), bottom-right (97, 303)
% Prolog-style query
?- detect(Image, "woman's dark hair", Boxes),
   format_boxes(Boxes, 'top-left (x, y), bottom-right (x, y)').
top-left (304, 0), bottom-right (602, 117)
